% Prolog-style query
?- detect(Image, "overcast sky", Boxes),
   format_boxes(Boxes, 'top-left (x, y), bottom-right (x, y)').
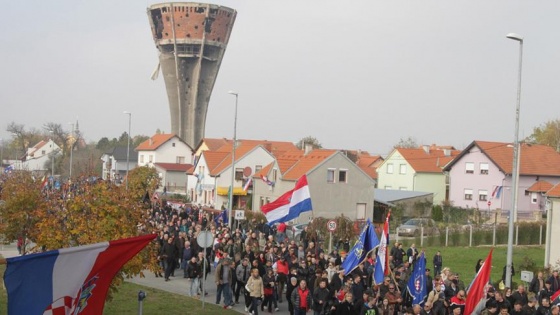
top-left (2, 1), bottom-right (559, 155)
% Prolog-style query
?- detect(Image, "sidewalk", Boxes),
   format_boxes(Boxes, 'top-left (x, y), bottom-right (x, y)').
top-left (0, 243), bottom-right (290, 314)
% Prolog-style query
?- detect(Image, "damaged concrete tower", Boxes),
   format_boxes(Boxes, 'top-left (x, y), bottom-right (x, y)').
top-left (148, 3), bottom-right (236, 148)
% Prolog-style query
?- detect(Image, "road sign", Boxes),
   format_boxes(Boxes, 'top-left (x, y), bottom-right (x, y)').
top-left (197, 231), bottom-right (214, 248)
top-left (234, 210), bottom-right (245, 220)
top-left (487, 201), bottom-right (492, 206)
top-left (327, 220), bottom-right (337, 232)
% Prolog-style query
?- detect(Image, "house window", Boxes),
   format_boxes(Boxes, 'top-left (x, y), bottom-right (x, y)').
top-left (176, 156), bottom-right (185, 164)
top-left (198, 165), bottom-right (205, 175)
top-left (356, 203), bottom-right (366, 220)
top-left (235, 168), bottom-right (243, 180)
top-left (480, 163), bottom-right (489, 175)
top-left (338, 170), bottom-right (347, 183)
top-left (149, 155), bottom-right (154, 163)
top-left (255, 165), bottom-right (262, 173)
top-left (531, 192), bottom-right (538, 204)
top-left (172, 142), bottom-right (176, 147)
top-left (42, 150), bottom-right (46, 155)
top-left (272, 169), bottom-right (278, 182)
top-left (464, 189), bottom-right (473, 200)
top-left (327, 169), bottom-right (335, 183)
top-left (399, 187), bottom-right (407, 190)
top-left (478, 190), bottom-right (488, 201)
top-left (465, 162), bottom-right (474, 174)
top-left (140, 155), bottom-right (144, 163)
top-left (385, 186), bottom-right (392, 190)
top-left (387, 163), bottom-right (394, 174)
top-left (399, 164), bottom-right (407, 174)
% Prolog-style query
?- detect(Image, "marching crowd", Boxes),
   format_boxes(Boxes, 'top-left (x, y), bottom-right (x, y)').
top-left (148, 201), bottom-right (559, 315)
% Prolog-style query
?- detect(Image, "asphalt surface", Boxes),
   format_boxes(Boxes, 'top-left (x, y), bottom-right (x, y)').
top-left (0, 243), bottom-right (289, 315)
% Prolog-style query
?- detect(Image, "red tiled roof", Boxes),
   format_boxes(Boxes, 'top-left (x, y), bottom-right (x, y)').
top-left (211, 144), bottom-right (265, 176)
top-left (357, 155), bottom-right (383, 180)
top-left (27, 140), bottom-right (48, 156)
top-left (216, 140), bottom-right (298, 157)
top-left (201, 151), bottom-right (229, 173)
top-left (282, 149), bottom-right (338, 180)
top-left (547, 183), bottom-right (560, 197)
top-left (397, 148), bottom-right (461, 173)
top-left (201, 138), bottom-right (231, 151)
top-left (526, 180), bottom-right (554, 193)
top-left (154, 163), bottom-right (193, 172)
top-left (136, 134), bottom-right (176, 151)
top-left (186, 165), bottom-right (195, 175)
top-left (475, 141), bottom-right (560, 176)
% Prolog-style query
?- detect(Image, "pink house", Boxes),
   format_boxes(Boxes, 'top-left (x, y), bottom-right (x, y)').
top-left (443, 141), bottom-right (560, 215)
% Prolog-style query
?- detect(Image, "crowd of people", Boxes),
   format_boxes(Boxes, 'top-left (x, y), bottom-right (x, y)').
top-left (148, 201), bottom-right (558, 315)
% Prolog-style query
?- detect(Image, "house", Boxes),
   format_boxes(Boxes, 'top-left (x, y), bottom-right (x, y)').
top-left (376, 145), bottom-right (460, 205)
top-left (443, 141), bottom-right (560, 217)
top-left (135, 134), bottom-right (194, 167)
top-left (154, 162), bottom-right (193, 194)
top-left (253, 148), bottom-right (376, 222)
top-left (189, 139), bottom-right (298, 208)
top-left (356, 154), bottom-right (384, 183)
top-left (545, 183), bottom-right (560, 267)
top-left (20, 139), bottom-right (61, 174)
top-left (100, 146), bottom-right (138, 182)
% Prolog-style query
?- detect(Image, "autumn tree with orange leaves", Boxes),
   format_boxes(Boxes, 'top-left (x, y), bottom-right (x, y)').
top-left (0, 166), bottom-right (160, 292)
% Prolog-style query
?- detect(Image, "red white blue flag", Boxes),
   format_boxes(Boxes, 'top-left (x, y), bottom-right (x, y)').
top-left (4, 234), bottom-right (156, 315)
top-left (261, 175), bottom-right (312, 225)
top-left (374, 212), bottom-right (390, 284)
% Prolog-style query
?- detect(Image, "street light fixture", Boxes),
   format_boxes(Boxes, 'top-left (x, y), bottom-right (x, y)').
top-left (68, 123), bottom-right (75, 181)
top-left (505, 32), bottom-right (523, 288)
top-left (124, 111), bottom-right (132, 190)
top-left (228, 91), bottom-right (238, 230)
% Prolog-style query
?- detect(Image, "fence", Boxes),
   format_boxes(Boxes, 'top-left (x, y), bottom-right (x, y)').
top-left (395, 222), bottom-right (546, 247)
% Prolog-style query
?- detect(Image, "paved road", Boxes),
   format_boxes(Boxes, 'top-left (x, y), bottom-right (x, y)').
top-left (0, 243), bottom-right (290, 315)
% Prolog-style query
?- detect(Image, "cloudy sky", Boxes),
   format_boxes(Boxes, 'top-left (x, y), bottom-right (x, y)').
top-left (1, 1), bottom-right (559, 155)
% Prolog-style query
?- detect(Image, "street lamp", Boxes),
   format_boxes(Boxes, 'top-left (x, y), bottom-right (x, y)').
top-left (68, 123), bottom-right (75, 181)
top-left (228, 91), bottom-right (239, 230)
top-left (123, 111), bottom-right (132, 190)
top-left (505, 32), bottom-right (523, 288)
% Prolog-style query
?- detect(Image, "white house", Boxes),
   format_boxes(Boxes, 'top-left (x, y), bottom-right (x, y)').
top-left (100, 146), bottom-right (138, 182)
top-left (20, 139), bottom-right (60, 174)
top-left (136, 134), bottom-right (194, 167)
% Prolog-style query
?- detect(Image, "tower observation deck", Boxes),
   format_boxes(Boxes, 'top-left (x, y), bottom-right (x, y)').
top-left (147, 3), bottom-right (236, 148)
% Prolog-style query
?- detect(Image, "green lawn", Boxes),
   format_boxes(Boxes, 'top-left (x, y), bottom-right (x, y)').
top-left (418, 245), bottom-right (544, 288)
top-left (0, 259), bottom-right (238, 315)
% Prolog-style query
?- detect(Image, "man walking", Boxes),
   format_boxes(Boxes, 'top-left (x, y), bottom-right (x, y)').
top-left (215, 256), bottom-right (235, 309)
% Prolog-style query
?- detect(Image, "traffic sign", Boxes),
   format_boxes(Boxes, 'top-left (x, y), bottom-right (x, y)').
top-left (197, 231), bottom-right (214, 248)
top-left (487, 201), bottom-right (492, 207)
top-left (234, 210), bottom-right (245, 220)
top-left (327, 220), bottom-right (337, 232)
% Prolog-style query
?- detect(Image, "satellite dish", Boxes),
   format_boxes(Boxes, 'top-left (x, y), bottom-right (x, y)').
top-left (243, 166), bottom-right (252, 177)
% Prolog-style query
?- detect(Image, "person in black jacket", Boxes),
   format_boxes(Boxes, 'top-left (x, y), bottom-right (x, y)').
top-left (186, 257), bottom-right (201, 296)
top-left (336, 292), bottom-right (358, 315)
top-left (287, 277), bottom-right (299, 315)
top-left (312, 279), bottom-right (330, 315)
top-left (159, 235), bottom-right (177, 281)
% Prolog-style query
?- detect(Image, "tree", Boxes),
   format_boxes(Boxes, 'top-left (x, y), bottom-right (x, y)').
top-left (0, 171), bottom-right (46, 254)
top-left (133, 135), bottom-right (150, 148)
top-left (394, 137), bottom-right (418, 148)
top-left (43, 122), bottom-right (70, 156)
top-left (296, 136), bottom-right (322, 150)
top-left (527, 118), bottom-right (560, 152)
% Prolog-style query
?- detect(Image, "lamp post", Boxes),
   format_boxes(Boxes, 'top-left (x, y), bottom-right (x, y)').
top-left (228, 91), bottom-right (238, 230)
top-left (505, 32), bottom-right (523, 288)
top-left (124, 111), bottom-right (132, 190)
top-left (68, 123), bottom-right (75, 181)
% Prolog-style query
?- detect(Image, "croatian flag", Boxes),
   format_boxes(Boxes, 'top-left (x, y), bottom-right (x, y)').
top-left (374, 212), bottom-right (390, 284)
top-left (243, 178), bottom-right (252, 192)
top-left (261, 175), bottom-right (312, 225)
top-left (464, 248), bottom-right (493, 315)
top-left (4, 234), bottom-right (156, 315)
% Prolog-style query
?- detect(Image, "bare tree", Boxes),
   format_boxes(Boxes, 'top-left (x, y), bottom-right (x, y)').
top-left (43, 122), bottom-right (70, 156)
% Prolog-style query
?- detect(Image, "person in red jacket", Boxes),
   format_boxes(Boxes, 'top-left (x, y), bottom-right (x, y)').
top-left (449, 290), bottom-right (466, 314)
top-left (291, 279), bottom-right (312, 315)
top-left (277, 255), bottom-right (289, 303)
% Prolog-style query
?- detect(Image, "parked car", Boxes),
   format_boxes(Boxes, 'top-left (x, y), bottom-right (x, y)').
top-left (397, 218), bottom-right (439, 237)
top-left (285, 223), bottom-right (308, 240)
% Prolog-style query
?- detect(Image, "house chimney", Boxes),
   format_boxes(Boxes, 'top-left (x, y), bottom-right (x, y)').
top-left (443, 148), bottom-right (451, 156)
top-left (149, 138), bottom-right (153, 146)
top-left (422, 145), bottom-right (429, 154)
top-left (304, 142), bottom-right (313, 155)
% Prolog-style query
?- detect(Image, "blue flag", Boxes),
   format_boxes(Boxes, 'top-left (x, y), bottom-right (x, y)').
top-left (342, 219), bottom-right (379, 275)
top-left (214, 209), bottom-right (228, 225)
top-left (407, 252), bottom-right (427, 305)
